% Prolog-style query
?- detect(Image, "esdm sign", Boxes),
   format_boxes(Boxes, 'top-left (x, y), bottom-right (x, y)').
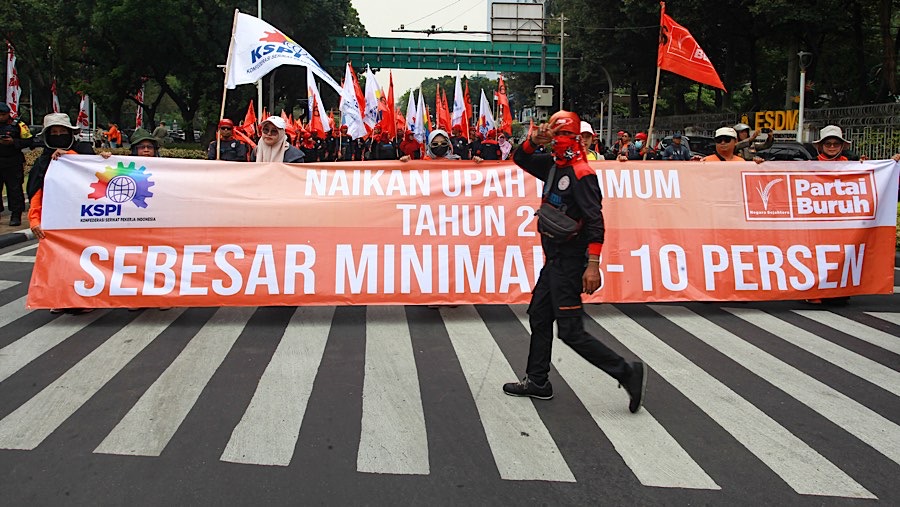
top-left (26, 156), bottom-right (900, 308)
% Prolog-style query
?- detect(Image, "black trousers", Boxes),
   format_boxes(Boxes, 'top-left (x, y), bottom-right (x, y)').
top-left (0, 161), bottom-right (25, 213)
top-left (526, 255), bottom-right (629, 386)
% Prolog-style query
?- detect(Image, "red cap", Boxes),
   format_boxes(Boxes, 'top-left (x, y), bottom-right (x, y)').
top-left (218, 118), bottom-right (234, 128)
top-left (635, 132), bottom-right (648, 141)
top-left (549, 110), bottom-right (580, 134)
top-left (617, 130), bottom-right (625, 137)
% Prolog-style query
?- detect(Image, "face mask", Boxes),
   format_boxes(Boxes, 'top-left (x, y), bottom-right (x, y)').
top-left (551, 135), bottom-right (581, 163)
top-left (45, 133), bottom-right (74, 150)
top-left (634, 140), bottom-right (644, 149)
top-left (430, 144), bottom-right (449, 157)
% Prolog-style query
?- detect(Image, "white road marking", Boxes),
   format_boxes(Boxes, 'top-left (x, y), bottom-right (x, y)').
top-left (357, 306), bottom-right (429, 475)
top-left (866, 312), bottom-right (900, 327)
top-left (220, 306), bottom-right (334, 467)
top-left (654, 305), bottom-right (900, 468)
top-left (94, 307), bottom-right (255, 456)
top-left (0, 280), bottom-right (18, 292)
top-left (586, 304), bottom-right (874, 499)
top-left (0, 309), bottom-right (185, 449)
top-left (509, 305), bottom-right (719, 490)
top-left (724, 307), bottom-right (900, 397)
top-left (0, 295), bottom-right (28, 329)
top-left (0, 243), bottom-right (38, 258)
top-left (441, 305), bottom-right (575, 482)
top-left (793, 310), bottom-right (900, 355)
top-left (0, 311), bottom-right (107, 383)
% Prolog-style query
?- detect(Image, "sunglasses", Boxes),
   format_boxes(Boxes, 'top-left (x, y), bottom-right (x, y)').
top-left (715, 136), bottom-right (734, 143)
top-left (219, 126), bottom-right (233, 131)
top-left (430, 141), bottom-right (449, 148)
top-left (261, 128), bottom-right (279, 135)
top-left (822, 141), bottom-right (843, 147)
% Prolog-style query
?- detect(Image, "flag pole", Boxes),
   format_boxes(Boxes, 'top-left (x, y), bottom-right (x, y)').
top-left (218, 8), bottom-right (240, 161)
top-left (644, 65), bottom-right (661, 160)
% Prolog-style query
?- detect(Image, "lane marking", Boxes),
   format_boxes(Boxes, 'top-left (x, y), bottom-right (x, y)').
top-left (0, 243), bottom-right (38, 258)
top-left (0, 280), bottom-right (19, 292)
top-left (0, 295), bottom-right (28, 329)
top-left (655, 305), bottom-right (900, 468)
top-left (441, 305), bottom-right (575, 482)
top-left (220, 306), bottom-right (334, 466)
top-left (0, 309), bottom-right (186, 450)
top-left (94, 307), bottom-right (255, 457)
top-left (509, 305), bottom-right (719, 490)
top-left (793, 310), bottom-right (900, 355)
top-left (866, 312), bottom-right (900, 327)
top-left (0, 311), bottom-right (108, 383)
top-left (586, 305), bottom-right (874, 499)
top-left (724, 308), bottom-right (900, 397)
top-left (357, 306), bottom-right (429, 475)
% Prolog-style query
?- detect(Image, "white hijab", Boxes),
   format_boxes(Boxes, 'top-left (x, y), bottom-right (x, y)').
top-left (255, 122), bottom-right (289, 163)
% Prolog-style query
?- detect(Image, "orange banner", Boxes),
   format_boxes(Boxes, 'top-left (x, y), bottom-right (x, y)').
top-left (27, 156), bottom-right (900, 308)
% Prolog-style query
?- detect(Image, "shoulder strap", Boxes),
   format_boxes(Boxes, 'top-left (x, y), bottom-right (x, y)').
top-left (542, 164), bottom-right (557, 198)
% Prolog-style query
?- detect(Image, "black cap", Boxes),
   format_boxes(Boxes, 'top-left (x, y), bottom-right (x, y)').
top-left (0, 103), bottom-right (11, 113)
top-left (672, 132), bottom-right (682, 138)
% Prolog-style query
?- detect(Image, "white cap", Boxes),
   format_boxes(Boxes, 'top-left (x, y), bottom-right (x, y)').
top-left (261, 116), bottom-right (286, 130)
top-left (714, 127), bottom-right (737, 139)
top-left (580, 121), bottom-right (594, 135)
top-left (813, 125), bottom-right (850, 145)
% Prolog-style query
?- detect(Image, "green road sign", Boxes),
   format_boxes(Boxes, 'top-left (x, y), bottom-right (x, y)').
top-left (326, 37), bottom-right (561, 73)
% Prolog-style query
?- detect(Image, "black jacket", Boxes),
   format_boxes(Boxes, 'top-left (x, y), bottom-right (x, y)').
top-left (513, 140), bottom-right (605, 258)
top-left (27, 142), bottom-right (96, 198)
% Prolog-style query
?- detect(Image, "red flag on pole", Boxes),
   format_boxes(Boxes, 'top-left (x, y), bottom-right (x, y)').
top-left (51, 79), bottom-right (60, 113)
top-left (657, 2), bottom-right (726, 91)
top-left (76, 93), bottom-right (90, 128)
top-left (439, 87), bottom-right (452, 132)
top-left (134, 81), bottom-right (145, 128)
top-left (238, 99), bottom-right (258, 137)
top-left (463, 80), bottom-right (472, 141)
top-left (494, 74), bottom-right (512, 136)
top-left (378, 71), bottom-right (397, 139)
top-left (308, 95), bottom-right (326, 138)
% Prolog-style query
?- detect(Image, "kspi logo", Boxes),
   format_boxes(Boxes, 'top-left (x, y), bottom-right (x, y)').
top-left (742, 171), bottom-right (877, 221)
top-left (81, 161), bottom-right (155, 217)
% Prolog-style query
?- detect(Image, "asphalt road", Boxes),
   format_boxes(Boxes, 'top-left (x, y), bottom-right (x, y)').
top-left (1, 240), bottom-right (898, 505)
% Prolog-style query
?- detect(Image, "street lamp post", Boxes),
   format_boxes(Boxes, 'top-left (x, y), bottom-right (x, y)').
top-left (796, 51), bottom-right (812, 142)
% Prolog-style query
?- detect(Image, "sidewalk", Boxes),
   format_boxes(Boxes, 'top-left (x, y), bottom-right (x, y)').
top-left (0, 210), bottom-right (34, 248)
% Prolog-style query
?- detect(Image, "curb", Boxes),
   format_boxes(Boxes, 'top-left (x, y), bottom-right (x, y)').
top-left (896, 250), bottom-right (900, 268)
top-left (0, 229), bottom-right (35, 249)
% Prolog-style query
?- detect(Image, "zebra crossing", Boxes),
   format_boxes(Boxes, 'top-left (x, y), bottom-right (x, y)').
top-left (0, 278), bottom-right (898, 502)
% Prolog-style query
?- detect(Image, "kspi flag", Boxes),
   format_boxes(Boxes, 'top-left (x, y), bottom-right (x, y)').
top-left (225, 12), bottom-right (341, 94)
top-left (339, 62), bottom-right (367, 139)
top-left (477, 89), bottom-right (495, 136)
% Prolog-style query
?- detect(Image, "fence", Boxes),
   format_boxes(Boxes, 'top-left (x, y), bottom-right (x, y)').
top-left (605, 103), bottom-right (900, 159)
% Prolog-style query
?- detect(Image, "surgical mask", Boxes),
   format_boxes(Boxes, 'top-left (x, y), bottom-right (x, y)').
top-left (45, 133), bottom-right (74, 150)
top-left (634, 140), bottom-right (644, 149)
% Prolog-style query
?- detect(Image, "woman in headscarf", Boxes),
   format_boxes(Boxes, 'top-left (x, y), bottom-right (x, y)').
top-left (251, 116), bottom-right (305, 163)
top-left (400, 130), bottom-right (484, 162)
top-left (498, 132), bottom-right (513, 160)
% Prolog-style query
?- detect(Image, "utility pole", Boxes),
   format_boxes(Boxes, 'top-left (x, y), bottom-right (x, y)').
top-left (540, 0), bottom-right (546, 86)
top-left (559, 14), bottom-right (566, 110)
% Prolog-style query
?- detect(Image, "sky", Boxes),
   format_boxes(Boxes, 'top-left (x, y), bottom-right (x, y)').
top-left (349, 0), bottom-right (495, 97)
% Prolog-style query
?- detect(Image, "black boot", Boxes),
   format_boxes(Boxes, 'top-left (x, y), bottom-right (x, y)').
top-left (9, 213), bottom-right (21, 227)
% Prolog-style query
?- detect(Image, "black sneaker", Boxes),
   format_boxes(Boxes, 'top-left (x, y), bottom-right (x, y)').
top-left (9, 213), bottom-right (21, 226)
top-left (503, 377), bottom-right (553, 400)
top-left (620, 362), bottom-right (647, 413)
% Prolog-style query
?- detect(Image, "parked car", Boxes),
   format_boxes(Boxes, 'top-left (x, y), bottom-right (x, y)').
top-left (655, 135), bottom-right (717, 157)
top-left (76, 128), bottom-right (93, 143)
top-left (756, 142), bottom-right (817, 161)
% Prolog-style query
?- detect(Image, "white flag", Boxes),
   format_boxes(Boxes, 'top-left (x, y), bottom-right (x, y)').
top-left (405, 90), bottom-right (417, 133)
top-left (225, 12), bottom-right (341, 94)
top-left (307, 67), bottom-right (330, 133)
top-left (451, 65), bottom-right (465, 129)
top-left (478, 89), bottom-right (495, 135)
top-left (363, 65), bottom-right (383, 128)
top-left (414, 87), bottom-right (427, 143)
top-left (5, 43), bottom-right (21, 118)
top-left (51, 79), bottom-right (60, 114)
top-left (76, 94), bottom-right (90, 128)
top-left (339, 63), bottom-right (367, 139)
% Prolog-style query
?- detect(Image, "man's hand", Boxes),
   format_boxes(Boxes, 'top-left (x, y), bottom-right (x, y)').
top-left (31, 225), bottom-right (44, 240)
top-left (472, 156), bottom-right (484, 163)
top-left (530, 122), bottom-right (554, 145)
top-left (582, 263), bottom-right (602, 294)
top-left (51, 149), bottom-right (68, 160)
top-left (399, 155), bottom-right (411, 163)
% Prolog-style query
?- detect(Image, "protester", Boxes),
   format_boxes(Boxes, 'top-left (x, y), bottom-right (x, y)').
top-left (398, 130), bottom-right (421, 160)
top-left (477, 129), bottom-right (502, 160)
top-left (503, 110), bottom-right (646, 413)
top-left (250, 116), bottom-right (305, 163)
top-left (450, 126), bottom-right (470, 160)
top-left (733, 123), bottom-right (773, 160)
top-left (370, 131), bottom-right (399, 160)
top-left (27, 113), bottom-right (96, 315)
top-left (613, 131), bottom-right (641, 161)
top-left (106, 122), bottom-right (122, 148)
top-left (701, 127), bottom-right (749, 162)
top-left (661, 132), bottom-right (692, 160)
top-left (468, 127), bottom-right (483, 159)
top-left (128, 128), bottom-right (161, 157)
top-left (0, 102), bottom-right (32, 226)
top-left (498, 132), bottom-right (513, 160)
top-left (399, 129), bottom-right (483, 162)
top-left (151, 121), bottom-right (169, 144)
top-left (579, 121), bottom-right (600, 160)
top-left (207, 119), bottom-right (249, 161)
top-left (811, 124), bottom-right (865, 161)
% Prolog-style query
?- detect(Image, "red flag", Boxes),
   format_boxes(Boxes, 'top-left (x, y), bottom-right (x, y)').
top-left (657, 2), bottom-right (726, 91)
top-left (439, 88), bottom-right (452, 132)
top-left (463, 80), bottom-right (472, 141)
top-left (327, 110), bottom-right (336, 131)
top-left (308, 95), bottom-right (326, 138)
top-left (281, 109), bottom-right (298, 139)
top-left (378, 71), bottom-right (397, 139)
top-left (239, 100), bottom-right (258, 137)
top-left (495, 74), bottom-right (513, 136)
top-left (261, 106), bottom-right (269, 121)
top-left (51, 79), bottom-right (60, 113)
top-left (232, 126), bottom-right (257, 150)
top-left (395, 108), bottom-right (406, 133)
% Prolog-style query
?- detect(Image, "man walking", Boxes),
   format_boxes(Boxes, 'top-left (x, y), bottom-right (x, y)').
top-left (504, 110), bottom-right (647, 413)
